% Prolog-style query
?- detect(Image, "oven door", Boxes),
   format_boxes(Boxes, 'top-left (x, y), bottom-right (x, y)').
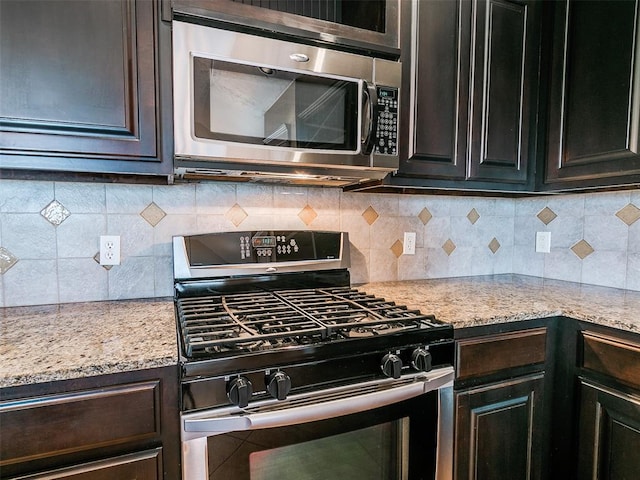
top-left (181, 367), bottom-right (454, 480)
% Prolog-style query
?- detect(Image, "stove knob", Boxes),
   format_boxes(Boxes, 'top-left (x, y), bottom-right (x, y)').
top-left (266, 371), bottom-right (291, 400)
top-left (411, 348), bottom-right (433, 372)
top-left (381, 353), bottom-right (403, 379)
top-left (227, 377), bottom-right (253, 408)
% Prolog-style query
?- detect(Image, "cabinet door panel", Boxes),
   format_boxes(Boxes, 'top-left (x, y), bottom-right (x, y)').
top-left (577, 381), bottom-right (640, 480)
top-left (0, 0), bottom-right (160, 167)
top-left (401, 0), bottom-right (471, 179)
top-left (455, 374), bottom-right (545, 480)
top-left (468, 0), bottom-right (538, 183)
top-left (0, 381), bottom-right (160, 467)
top-left (546, 0), bottom-right (640, 183)
top-left (16, 449), bottom-right (162, 480)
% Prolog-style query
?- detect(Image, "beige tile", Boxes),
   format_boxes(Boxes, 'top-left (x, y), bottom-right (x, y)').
top-left (362, 206), bottom-right (379, 225)
top-left (391, 240), bottom-right (404, 258)
top-left (140, 202), bottom-right (166, 227)
top-left (467, 208), bottom-right (480, 225)
top-left (488, 237), bottom-right (501, 254)
top-left (225, 203), bottom-right (248, 227)
top-left (298, 205), bottom-right (318, 226)
top-left (536, 206), bottom-right (557, 225)
top-left (616, 203), bottom-right (640, 226)
top-left (571, 240), bottom-right (595, 260)
top-left (418, 207), bottom-right (433, 225)
top-left (442, 239), bottom-right (457, 256)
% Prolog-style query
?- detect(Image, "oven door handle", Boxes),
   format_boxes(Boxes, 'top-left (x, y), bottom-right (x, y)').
top-left (183, 367), bottom-right (454, 438)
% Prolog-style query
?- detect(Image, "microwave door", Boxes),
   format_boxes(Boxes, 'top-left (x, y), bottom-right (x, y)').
top-left (194, 58), bottom-right (361, 154)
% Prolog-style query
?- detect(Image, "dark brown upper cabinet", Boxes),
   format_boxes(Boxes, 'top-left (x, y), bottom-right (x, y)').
top-left (397, 0), bottom-right (541, 189)
top-left (0, 0), bottom-right (172, 178)
top-left (544, 0), bottom-right (640, 188)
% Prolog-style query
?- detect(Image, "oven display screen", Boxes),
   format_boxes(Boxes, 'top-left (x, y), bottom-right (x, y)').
top-left (252, 236), bottom-right (276, 248)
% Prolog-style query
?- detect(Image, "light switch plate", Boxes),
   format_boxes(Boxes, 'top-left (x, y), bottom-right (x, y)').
top-left (536, 232), bottom-right (551, 253)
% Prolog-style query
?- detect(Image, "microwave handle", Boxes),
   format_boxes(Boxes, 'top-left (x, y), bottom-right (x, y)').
top-left (361, 82), bottom-right (378, 155)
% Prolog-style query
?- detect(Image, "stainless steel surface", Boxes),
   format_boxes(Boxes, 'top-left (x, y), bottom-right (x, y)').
top-left (182, 367), bottom-right (453, 440)
top-left (172, 0), bottom-right (401, 56)
top-left (174, 230), bottom-right (454, 480)
top-left (181, 368), bottom-right (454, 479)
top-left (172, 20), bottom-right (401, 186)
top-left (436, 386), bottom-right (454, 480)
top-left (172, 232), bottom-right (350, 280)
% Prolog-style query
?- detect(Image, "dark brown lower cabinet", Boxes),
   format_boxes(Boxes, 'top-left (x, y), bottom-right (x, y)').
top-left (0, 366), bottom-right (179, 479)
top-left (574, 329), bottom-right (640, 480)
top-left (454, 325), bottom-right (550, 480)
top-left (455, 374), bottom-right (545, 480)
top-left (576, 381), bottom-right (640, 480)
top-left (12, 449), bottom-right (162, 480)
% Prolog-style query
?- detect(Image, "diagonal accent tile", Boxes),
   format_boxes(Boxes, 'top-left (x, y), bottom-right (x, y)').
top-left (488, 237), bottom-right (501, 254)
top-left (442, 239), bottom-right (457, 256)
top-left (537, 206), bottom-right (557, 225)
top-left (226, 203), bottom-right (248, 227)
top-left (298, 205), bottom-right (318, 226)
top-left (0, 247), bottom-right (18, 274)
top-left (571, 240), bottom-right (594, 260)
top-left (40, 200), bottom-right (70, 226)
top-left (467, 208), bottom-right (480, 225)
top-left (391, 240), bottom-right (404, 258)
top-left (140, 202), bottom-right (166, 227)
top-left (362, 206), bottom-right (379, 225)
top-left (616, 203), bottom-right (640, 226)
top-left (418, 207), bottom-right (433, 225)
top-left (93, 252), bottom-right (113, 270)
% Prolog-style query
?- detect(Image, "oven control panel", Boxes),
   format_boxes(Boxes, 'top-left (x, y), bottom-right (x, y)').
top-left (242, 234), bottom-right (300, 260)
top-left (181, 339), bottom-right (454, 411)
top-left (183, 230), bottom-right (344, 266)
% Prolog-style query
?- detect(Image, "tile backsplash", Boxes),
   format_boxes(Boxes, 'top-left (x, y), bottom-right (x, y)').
top-left (0, 179), bottom-right (638, 307)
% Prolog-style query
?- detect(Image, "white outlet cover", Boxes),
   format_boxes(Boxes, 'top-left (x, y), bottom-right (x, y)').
top-left (403, 232), bottom-right (416, 255)
top-left (99, 235), bottom-right (121, 265)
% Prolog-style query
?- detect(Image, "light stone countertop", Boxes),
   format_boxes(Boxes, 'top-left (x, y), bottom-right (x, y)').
top-left (1, 275), bottom-right (639, 389)
top-left (357, 274), bottom-right (640, 333)
top-left (0, 298), bottom-right (178, 388)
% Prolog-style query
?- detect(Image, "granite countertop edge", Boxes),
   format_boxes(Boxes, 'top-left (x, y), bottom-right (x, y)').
top-left (2, 275), bottom-right (639, 389)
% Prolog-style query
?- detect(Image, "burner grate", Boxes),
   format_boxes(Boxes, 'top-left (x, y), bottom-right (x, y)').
top-left (176, 286), bottom-right (441, 357)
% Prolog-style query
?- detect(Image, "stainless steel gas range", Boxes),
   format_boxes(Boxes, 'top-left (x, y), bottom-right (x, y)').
top-left (173, 231), bottom-right (454, 480)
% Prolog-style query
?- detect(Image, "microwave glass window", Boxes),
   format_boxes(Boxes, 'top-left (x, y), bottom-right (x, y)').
top-left (192, 57), bottom-right (359, 150)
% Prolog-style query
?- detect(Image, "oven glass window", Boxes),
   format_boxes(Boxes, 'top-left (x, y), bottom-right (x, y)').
top-left (208, 418), bottom-right (408, 479)
top-left (192, 57), bottom-right (359, 151)
top-left (249, 421), bottom-right (404, 479)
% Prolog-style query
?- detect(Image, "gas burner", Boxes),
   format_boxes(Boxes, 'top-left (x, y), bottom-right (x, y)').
top-left (176, 286), bottom-right (440, 358)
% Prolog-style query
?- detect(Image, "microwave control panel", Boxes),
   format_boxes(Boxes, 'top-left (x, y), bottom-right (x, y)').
top-left (374, 87), bottom-right (399, 156)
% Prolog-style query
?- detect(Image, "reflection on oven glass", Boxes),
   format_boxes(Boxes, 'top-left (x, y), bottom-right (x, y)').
top-left (249, 421), bottom-right (404, 480)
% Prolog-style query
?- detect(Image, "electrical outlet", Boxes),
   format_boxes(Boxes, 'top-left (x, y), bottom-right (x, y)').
top-left (403, 232), bottom-right (416, 255)
top-left (536, 232), bottom-right (551, 253)
top-left (100, 235), bottom-right (121, 265)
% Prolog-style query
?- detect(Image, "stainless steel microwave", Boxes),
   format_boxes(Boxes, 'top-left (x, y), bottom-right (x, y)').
top-left (172, 20), bottom-right (401, 186)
